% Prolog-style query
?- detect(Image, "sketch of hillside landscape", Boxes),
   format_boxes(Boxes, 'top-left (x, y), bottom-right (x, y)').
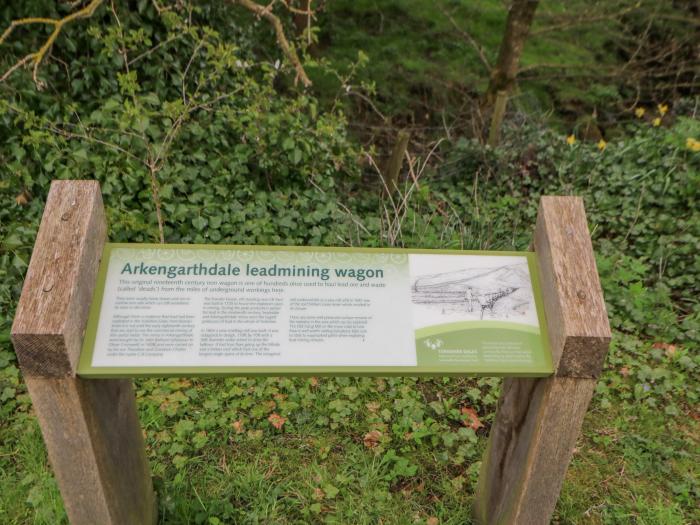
top-left (411, 261), bottom-right (535, 321)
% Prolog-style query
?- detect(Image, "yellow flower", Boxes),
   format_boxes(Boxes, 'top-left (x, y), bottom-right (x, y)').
top-left (635, 107), bottom-right (645, 118)
top-left (687, 138), bottom-right (700, 152)
top-left (566, 134), bottom-right (576, 145)
top-left (597, 139), bottom-right (607, 151)
top-left (658, 103), bottom-right (668, 116)
top-left (652, 117), bottom-right (661, 127)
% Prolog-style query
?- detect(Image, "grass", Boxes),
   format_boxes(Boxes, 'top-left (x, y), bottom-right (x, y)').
top-left (559, 405), bottom-right (698, 524)
top-left (0, 411), bottom-right (63, 524)
top-left (2, 371), bottom-right (697, 523)
top-left (313, 0), bottom-right (620, 125)
top-left (137, 375), bottom-right (485, 523)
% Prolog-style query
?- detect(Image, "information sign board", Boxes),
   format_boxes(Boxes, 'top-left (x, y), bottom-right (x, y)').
top-left (78, 244), bottom-right (553, 376)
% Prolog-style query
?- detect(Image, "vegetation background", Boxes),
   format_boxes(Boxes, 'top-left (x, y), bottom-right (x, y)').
top-left (0, 0), bottom-right (698, 523)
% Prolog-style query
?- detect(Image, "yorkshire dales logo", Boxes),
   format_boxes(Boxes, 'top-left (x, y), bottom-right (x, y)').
top-left (423, 338), bottom-right (444, 350)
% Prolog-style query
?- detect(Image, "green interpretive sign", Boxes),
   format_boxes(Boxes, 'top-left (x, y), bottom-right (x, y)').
top-left (77, 244), bottom-right (554, 377)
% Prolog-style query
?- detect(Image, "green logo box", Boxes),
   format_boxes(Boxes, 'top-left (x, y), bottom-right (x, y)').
top-left (78, 243), bottom-right (553, 377)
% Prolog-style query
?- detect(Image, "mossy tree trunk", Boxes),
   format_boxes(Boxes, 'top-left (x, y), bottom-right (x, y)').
top-left (484, 0), bottom-right (539, 106)
top-left (481, 0), bottom-right (539, 143)
top-left (482, 0), bottom-right (539, 144)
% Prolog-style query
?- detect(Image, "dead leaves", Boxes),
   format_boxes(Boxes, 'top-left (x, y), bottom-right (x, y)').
top-left (15, 189), bottom-right (31, 206)
top-left (268, 412), bottom-right (287, 430)
top-left (365, 401), bottom-right (381, 413)
top-left (460, 407), bottom-right (484, 431)
top-left (652, 342), bottom-right (677, 358)
top-left (363, 429), bottom-right (382, 449)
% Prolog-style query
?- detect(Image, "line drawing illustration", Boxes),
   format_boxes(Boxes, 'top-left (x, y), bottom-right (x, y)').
top-left (411, 262), bottom-right (534, 320)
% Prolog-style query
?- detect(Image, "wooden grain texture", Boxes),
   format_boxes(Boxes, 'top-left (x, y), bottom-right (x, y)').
top-left (474, 196), bottom-right (611, 525)
top-left (534, 196), bottom-right (611, 378)
top-left (26, 377), bottom-right (156, 525)
top-left (474, 376), bottom-right (596, 525)
top-left (11, 180), bottom-right (155, 524)
top-left (11, 180), bottom-right (106, 377)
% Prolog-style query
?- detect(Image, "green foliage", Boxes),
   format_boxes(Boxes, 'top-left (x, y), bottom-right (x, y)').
top-left (3, 112), bottom-right (697, 522)
top-left (128, 375), bottom-right (490, 523)
top-left (316, 0), bottom-right (698, 129)
top-left (0, 1), bottom-right (698, 523)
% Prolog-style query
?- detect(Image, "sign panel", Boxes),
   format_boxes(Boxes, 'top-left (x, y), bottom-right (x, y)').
top-left (78, 244), bottom-right (553, 377)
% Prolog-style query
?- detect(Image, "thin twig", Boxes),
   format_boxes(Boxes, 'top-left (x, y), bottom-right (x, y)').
top-left (231, 0), bottom-right (312, 87)
top-left (438, 5), bottom-right (491, 72)
top-left (532, 3), bottom-right (640, 35)
top-left (147, 162), bottom-right (166, 243)
top-left (0, 0), bottom-right (105, 88)
top-left (127, 34), bottom-right (184, 67)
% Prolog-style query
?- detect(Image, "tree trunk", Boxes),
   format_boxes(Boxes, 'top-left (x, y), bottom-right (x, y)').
top-left (487, 90), bottom-right (508, 147)
top-left (381, 130), bottom-right (410, 195)
top-left (483, 0), bottom-right (539, 108)
top-left (293, 0), bottom-right (311, 37)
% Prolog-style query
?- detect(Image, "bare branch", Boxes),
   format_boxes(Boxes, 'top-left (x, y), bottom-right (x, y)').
top-left (0, 54), bottom-right (35, 83)
top-left (0, 18), bottom-right (57, 44)
top-left (532, 3), bottom-right (641, 36)
top-left (0, 0), bottom-right (104, 88)
top-left (127, 33), bottom-right (183, 67)
top-left (231, 0), bottom-right (312, 87)
top-left (278, 0), bottom-right (315, 17)
top-left (438, 5), bottom-right (491, 72)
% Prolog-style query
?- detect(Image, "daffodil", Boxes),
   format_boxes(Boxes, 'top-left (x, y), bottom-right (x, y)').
top-left (566, 134), bottom-right (576, 145)
top-left (652, 117), bottom-right (661, 127)
top-left (687, 138), bottom-right (700, 152)
top-left (658, 103), bottom-right (668, 116)
top-left (597, 139), bottom-right (607, 151)
top-left (635, 107), bottom-right (645, 118)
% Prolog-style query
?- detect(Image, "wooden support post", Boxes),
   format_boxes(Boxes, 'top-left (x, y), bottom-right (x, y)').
top-left (487, 90), bottom-right (508, 148)
top-left (11, 180), bottom-right (156, 525)
top-left (474, 196), bottom-right (611, 524)
top-left (381, 129), bottom-right (410, 195)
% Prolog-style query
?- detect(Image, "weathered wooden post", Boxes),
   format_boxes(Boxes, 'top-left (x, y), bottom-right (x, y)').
top-left (381, 129), bottom-right (410, 195)
top-left (474, 196), bottom-right (611, 524)
top-left (11, 180), bottom-right (156, 525)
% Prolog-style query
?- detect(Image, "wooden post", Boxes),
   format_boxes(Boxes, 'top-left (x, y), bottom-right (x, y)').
top-left (487, 90), bottom-right (508, 148)
top-left (474, 196), bottom-right (611, 524)
top-left (11, 180), bottom-right (156, 525)
top-left (381, 129), bottom-right (410, 195)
